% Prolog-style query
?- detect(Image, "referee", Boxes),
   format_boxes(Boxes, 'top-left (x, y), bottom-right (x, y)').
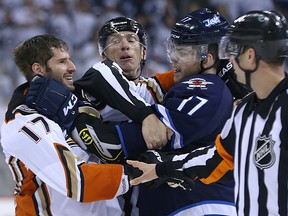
top-left (128, 10), bottom-right (288, 216)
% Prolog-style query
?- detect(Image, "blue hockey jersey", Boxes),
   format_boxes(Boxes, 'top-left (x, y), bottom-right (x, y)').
top-left (118, 73), bottom-right (236, 216)
top-left (118, 73), bottom-right (233, 155)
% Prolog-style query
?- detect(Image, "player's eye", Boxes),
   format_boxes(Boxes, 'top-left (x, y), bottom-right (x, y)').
top-left (109, 38), bottom-right (121, 44)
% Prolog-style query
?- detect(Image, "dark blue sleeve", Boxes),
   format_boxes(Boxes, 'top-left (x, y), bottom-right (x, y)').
top-left (116, 122), bottom-right (147, 158)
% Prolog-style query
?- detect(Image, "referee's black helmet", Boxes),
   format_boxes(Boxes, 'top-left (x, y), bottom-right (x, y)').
top-left (97, 16), bottom-right (148, 55)
top-left (219, 10), bottom-right (288, 60)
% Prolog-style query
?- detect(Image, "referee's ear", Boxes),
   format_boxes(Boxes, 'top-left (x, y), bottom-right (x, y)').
top-left (244, 47), bottom-right (257, 70)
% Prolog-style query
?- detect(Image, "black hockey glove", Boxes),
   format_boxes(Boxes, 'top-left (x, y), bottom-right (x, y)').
top-left (136, 150), bottom-right (195, 191)
top-left (71, 112), bottom-right (125, 164)
top-left (26, 76), bottom-right (82, 130)
top-left (123, 163), bottom-right (143, 180)
top-left (217, 60), bottom-right (252, 99)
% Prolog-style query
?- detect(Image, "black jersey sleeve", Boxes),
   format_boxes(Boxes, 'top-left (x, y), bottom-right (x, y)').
top-left (155, 134), bottom-right (234, 184)
top-left (74, 60), bottom-right (154, 123)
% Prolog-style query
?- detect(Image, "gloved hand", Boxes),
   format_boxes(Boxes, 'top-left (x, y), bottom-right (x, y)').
top-left (26, 75), bottom-right (81, 130)
top-left (71, 112), bottom-right (125, 164)
top-left (136, 150), bottom-right (195, 191)
top-left (217, 60), bottom-right (252, 99)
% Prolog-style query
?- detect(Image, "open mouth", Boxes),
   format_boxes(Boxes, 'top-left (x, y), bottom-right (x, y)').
top-left (120, 55), bottom-right (132, 61)
top-left (64, 76), bottom-right (73, 83)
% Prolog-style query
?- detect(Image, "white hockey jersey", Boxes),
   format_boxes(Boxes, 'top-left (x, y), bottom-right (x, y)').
top-left (1, 83), bottom-right (129, 215)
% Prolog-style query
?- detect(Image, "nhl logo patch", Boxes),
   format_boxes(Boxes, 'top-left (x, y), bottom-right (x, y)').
top-left (254, 134), bottom-right (275, 170)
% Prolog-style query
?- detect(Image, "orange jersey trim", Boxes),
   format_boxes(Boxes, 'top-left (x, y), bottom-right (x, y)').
top-left (200, 134), bottom-right (234, 184)
top-left (155, 70), bottom-right (175, 93)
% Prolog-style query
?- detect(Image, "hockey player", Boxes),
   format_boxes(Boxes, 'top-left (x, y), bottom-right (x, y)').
top-left (0, 34), bottom-right (138, 215)
top-left (128, 10), bottom-right (288, 216)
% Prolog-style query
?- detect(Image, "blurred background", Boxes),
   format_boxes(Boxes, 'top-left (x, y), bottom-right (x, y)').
top-left (0, 0), bottom-right (287, 214)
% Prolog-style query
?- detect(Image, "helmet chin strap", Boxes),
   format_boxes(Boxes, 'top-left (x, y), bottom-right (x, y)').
top-left (128, 68), bottom-right (141, 81)
top-left (235, 56), bottom-right (260, 89)
top-left (128, 50), bottom-right (146, 81)
top-left (199, 61), bottom-right (205, 74)
top-left (199, 58), bottom-right (220, 74)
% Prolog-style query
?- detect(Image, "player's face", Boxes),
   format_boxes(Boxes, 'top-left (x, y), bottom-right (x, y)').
top-left (169, 45), bottom-right (200, 83)
top-left (103, 31), bottom-right (146, 80)
top-left (43, 47), bottom-right (76, 91)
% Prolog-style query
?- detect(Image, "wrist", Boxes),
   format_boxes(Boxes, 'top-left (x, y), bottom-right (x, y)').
top-left (115, 167), bottom-right (130, 197)
top-left (155, 160), bottom-right (172, 178)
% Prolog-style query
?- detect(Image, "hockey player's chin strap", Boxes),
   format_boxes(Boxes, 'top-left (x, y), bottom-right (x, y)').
top-left (199, 58), bottom-right (220, 74)
top-left (235, 56), bottom-right (260, 89)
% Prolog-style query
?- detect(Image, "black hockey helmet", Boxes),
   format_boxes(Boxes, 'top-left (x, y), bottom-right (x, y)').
top-left (219, 10), bottom-right (288, 60)
top-left (97, 16), bottom-right (148, 55)
top-left (167, 8), bottom-right (229, 60)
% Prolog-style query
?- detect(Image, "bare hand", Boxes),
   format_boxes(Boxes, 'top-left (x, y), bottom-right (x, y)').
top-left (142, 114), bottom-right (173, 149)
top-left (126, 160), bottom-right (158, 185)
